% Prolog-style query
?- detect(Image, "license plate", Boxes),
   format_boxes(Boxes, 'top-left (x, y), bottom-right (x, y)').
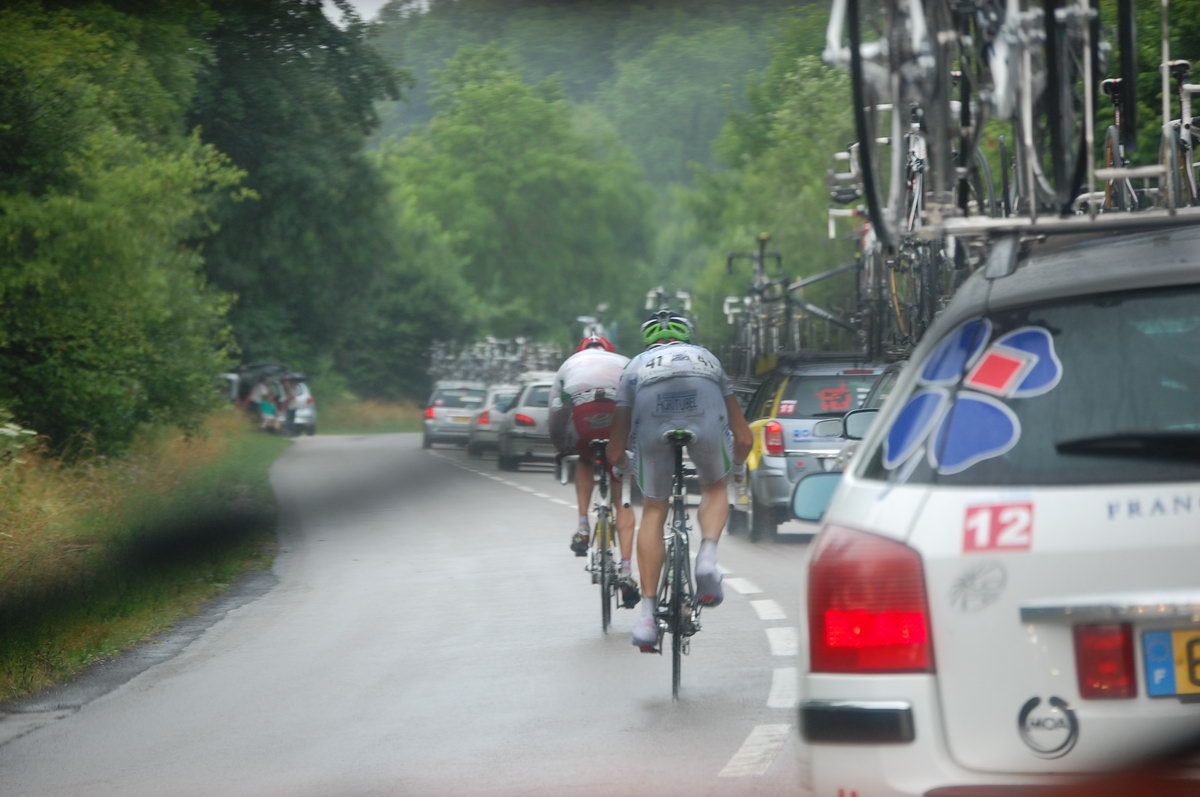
top-left (452, 416), bottom-right (471, 423)
top-left (1142, 629), bottom-right (1200, 696)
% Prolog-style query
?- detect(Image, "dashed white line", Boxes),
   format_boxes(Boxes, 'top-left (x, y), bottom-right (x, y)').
top-left (724, 577), bottom-right (763, 595)
top-left (766, 627), bottom-right (799, 656)
top-left (531, 492), bottom-right (551, 499)
top-left (718, 724), bottom-right (792, 777)
top-left (750, 599), bottom-right (786, 621)
top-left (767, 667), bottom-right (798, 709)
top-left (550, 498), bottom-right (573, 507)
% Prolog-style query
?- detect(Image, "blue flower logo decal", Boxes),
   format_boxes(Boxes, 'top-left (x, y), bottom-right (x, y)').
top-left (884, 319), bottom-right (1063, 475)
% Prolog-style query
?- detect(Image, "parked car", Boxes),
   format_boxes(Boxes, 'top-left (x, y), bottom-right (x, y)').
top-left (494, 378), bottom-right (555, 471)
top-left (466, 384), bottom-right (519, 457)
top-left (422, 381), bottom-right (487, 448)
top-left (790, 225), bottom-right (1200, 796)
top-left (729, 355), bottom-right (884, 540)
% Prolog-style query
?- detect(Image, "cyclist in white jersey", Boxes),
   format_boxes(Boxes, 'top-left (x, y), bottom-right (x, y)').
top-left (607, 311), bottom-right (753, 650)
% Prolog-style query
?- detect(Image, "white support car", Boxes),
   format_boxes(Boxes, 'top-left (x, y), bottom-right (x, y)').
top-left (791, 226), bottom-right (1200, 795)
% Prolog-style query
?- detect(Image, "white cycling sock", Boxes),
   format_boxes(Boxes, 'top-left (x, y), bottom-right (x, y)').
top-left (620, 559), bottom-right (632, 575)
top-left (578, 515), bottom-right (589, 529)
top-left (698, 538), bottom-right (718, 559)
top-left (640, 596), bottom-right (656, 618)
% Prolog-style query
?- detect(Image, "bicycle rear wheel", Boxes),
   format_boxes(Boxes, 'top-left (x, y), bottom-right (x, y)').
top-left (669, 531), bottom-right (685, 700)
top-left (597, 512), bottom-right (613, 633)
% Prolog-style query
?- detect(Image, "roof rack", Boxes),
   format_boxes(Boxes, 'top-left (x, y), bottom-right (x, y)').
top-left (918, 207), bottom-right (1200, 241)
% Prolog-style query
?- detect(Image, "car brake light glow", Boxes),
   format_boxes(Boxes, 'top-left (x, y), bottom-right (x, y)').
top-left (424, 407), bottom-right (435, 420)
top-left (764, 421), bottom-right (784, 457)
top-left (478, 410), bottom-right (490, 425)
top-left (1074, 624), bottom-right (1136, 699)
top-left (808, 525), bottom-right (933, 673)
top-left (515, 413), bottom-right (536, 427)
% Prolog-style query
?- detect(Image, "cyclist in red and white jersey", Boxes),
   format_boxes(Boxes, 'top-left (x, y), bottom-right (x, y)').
top-left (550, 334), bottom-right (639, 604)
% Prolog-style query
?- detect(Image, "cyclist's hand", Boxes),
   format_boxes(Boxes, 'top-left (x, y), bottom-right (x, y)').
top-left (611, 448), bottom-right (630, 474)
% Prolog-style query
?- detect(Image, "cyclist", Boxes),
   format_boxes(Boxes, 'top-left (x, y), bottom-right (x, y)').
top-left (549, 333), bottom-right (639, 605)
top-left (607, 311), bottom-right (753, 650)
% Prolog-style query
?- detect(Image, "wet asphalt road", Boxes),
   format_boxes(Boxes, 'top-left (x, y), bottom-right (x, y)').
top-left (0, 433), bottom-right (815, 796)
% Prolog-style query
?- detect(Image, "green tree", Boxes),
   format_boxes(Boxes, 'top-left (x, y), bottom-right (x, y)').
top-left (188, 0), bottom-right (404, 369)
top-left (0, 5), bottom-right (242, 454)
top-left (376, 45), bottom-right (654, 347)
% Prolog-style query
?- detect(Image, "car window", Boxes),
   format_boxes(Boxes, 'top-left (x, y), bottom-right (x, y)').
top-left (863, 367), bottom-right (902, 409)
top-left (778, 374), bottom-right (878, 417)
top-left (747, 377), bottom-right (780, 421)
top-left (524, 385), bottom-right (551, 406)
top-left (861, 285), bottom-right (1200, 486)
top-left (432, 388), bottom-right (486, 408)
top-left (493, 392), bottom-right (517, 411)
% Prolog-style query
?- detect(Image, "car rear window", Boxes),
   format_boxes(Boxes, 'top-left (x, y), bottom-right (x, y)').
top-left (779, 374), bottom-right (879, 417)
top-left (524, 385), bottom-right (551, 406)
top-left (862, 285), bottom-right (1200, 486)
top-left (432, 389), bottom-right (486, 408)
top-left (493, 392), bottom-right (517, 409)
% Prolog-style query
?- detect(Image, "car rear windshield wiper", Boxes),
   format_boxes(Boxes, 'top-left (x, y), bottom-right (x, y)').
top-left (1055, 431), bottom-right (1200, 461)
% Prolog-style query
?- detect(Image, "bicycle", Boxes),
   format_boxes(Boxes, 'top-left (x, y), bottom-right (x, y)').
top-left (585, 438), bottom-right (620, 633)
top-left (1162, 59), bottom-right (1200, 208)
top-left (643, 429), bottom-right (703, 700)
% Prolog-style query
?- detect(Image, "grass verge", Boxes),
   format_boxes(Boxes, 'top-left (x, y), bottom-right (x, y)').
top-left (0, 412), bottom-right (290, 702)
top-left (317, 399), bottom-right (423, 435)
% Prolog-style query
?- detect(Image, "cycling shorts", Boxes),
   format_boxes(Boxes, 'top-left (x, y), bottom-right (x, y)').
top-left (628, 376), bottom-right (732, 500)
top-left (571, 399), bottom-right (621, 478)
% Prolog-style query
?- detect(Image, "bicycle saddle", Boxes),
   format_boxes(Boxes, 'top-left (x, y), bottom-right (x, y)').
top-left (660, 429), bottom-right (695, 446)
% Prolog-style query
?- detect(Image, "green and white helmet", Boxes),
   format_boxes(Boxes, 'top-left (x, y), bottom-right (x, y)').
top-left (641, 310), bottom-right (691, 346)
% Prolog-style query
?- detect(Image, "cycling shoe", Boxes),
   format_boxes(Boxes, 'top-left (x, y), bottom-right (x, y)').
top-left (694, 564), bottom-right (724, 607)
top-left (618, 577), bottom-right (641, 609)
top-left (569, 531), bottom-right (588, 557)
top-left (631, 615), bottom-right (659, 651)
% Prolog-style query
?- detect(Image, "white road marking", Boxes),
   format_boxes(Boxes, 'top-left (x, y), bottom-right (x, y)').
top-left (766, 627), bottom-right (799, 657)
top-left (751, 599), bottom-right (787, 621)
top-left (724, 577), bottom-right (763, 595)
top-left (515, 485), bottom-right (537, 493)
top-left (531, 492), bottom-right (551, 499)
top-left (716, 563), bottom-right (731, 575)
top-left (718, 724), bottom-right (792, 778)
top-left (550, 498), bottom-right (573, 507)
top-left (767, 668), bottom-right (798, 709)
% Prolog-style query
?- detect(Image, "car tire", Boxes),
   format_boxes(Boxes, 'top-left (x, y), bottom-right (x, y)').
top-left (749, 492), bottom-right (777, 542)
top-left (467, 441), bottom-right (483, 458)
top-left (305, 424), bottom-right (315, 436)
top-left (422, 434), bottom-right (432, 449)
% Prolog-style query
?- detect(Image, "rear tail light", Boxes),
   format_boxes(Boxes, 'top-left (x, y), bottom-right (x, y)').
top-left (764, 421), bottom-right (784, 457)
top-left (478, 410), bottom-right (490, 425)
top-left (424, 407), bottom-right (435, 420)
top-left (515, 413), bottom-right (536, 427)
top-left (808, 525), bottom-right (933, 673)
top-left (1074, 624), bottom-right (1136, 699)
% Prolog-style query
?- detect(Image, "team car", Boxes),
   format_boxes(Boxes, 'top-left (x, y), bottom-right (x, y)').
top-left (729, 356), bottom-right (883, 540)
top-left (791, 225), bottom-right (1200, 796)
top-left (422, 381), bottom-right (486, 448)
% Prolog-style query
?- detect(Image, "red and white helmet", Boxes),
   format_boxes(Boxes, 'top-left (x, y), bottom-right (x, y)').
top-left (576, 334), bottom-right (615, 353)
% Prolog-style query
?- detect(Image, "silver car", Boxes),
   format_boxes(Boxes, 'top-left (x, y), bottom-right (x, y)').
top-left (729, 356), bottom-right (884, 540)
top-left (495, 380), bottom-right (555, 471)
top-left (422, 381), bottom-right (486, 448)
top-left (466, 384), bottom-right (519, 457)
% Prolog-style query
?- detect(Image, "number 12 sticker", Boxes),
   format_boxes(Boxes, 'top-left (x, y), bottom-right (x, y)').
top-left (963, 503), bottom-right (1033, 552)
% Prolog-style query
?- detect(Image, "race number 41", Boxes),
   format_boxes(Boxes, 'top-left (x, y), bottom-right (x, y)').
top-left (963, 503), bottom-right (1033, 552)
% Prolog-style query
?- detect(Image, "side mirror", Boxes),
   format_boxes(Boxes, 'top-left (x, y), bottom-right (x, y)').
top-left (811, 418), bottom-right (843, 438)
top-left (790, 471), bottom-right (842, 523)
top-left (843, 408), bottom-right (879, 441)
